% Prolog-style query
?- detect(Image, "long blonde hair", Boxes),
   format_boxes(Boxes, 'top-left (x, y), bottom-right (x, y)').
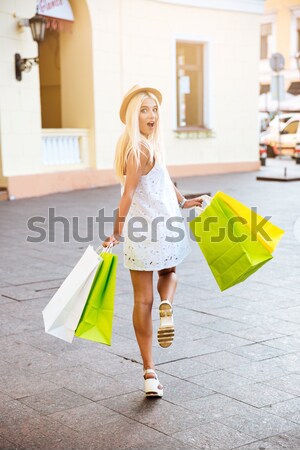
top-left (114, 92), bottom-right (164, 184)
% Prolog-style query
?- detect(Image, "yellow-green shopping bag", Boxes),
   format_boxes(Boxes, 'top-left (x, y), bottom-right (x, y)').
top-left (75, 246), bottom-right (118, 345)
top-left (189, 192), bottom-right (284, 291)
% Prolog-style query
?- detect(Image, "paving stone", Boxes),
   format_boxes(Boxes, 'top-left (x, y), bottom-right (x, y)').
top-left (0, 391), bottom-right (13, 403)
top-left (1, 168), bottom-right (300, 448)
top-left (229, 343), bottom-right (286, 361)
top-left (173, 421), bottom-right (256, 449)
top-left (77, 415), bottom-right (163, 450)
top-left (189, 350), bottom-right (251, 369)
top-left (219, 382), bottom-right (296, 408)
top-left (201, 317), bottom-right (252, 335)
top-left (274, 353), bottom-right (300, 373)
top-left (0, 399), bottom-right (40, 423)
top-left (42, 366), bottom-right (138, 401)
top-left (225, 358), bottom-right (289, 383)
top-left (0, 436), bottom-right (19, 450)
top-left (264, 373), bottom-right (300, 396)
top-left (0, 295), bottom-right (15, 306)
top-left (235, 433), bottom-right (300, 450)
top-left (19, 388), bottom-right (92, 415)
top-left (157, 357), bottom-right (215, 379)
top-left (99, 390), bottom-right (205, 434)
top-left (263, 397), bottom-right (300, 424)
top-left (196, 333), bottom-right (254, 351)
top-left (126, 340), bottom-right (218, 365)
top-left (226, 326), bottom-right (285, 343)
top-left (0, 342), bottom-right (50, 365)
top-left (48, 401), bottom-right (120, 430)
top-left (263, 336), bottom-right (300, 353)
top-left (172, 305), bottom-right (218, 326)
top-left (0, 313), bottom-right (41, 337)
top-left (188, 369), bottom-right (251, 391)
top-left (10, 352), bottom-right (82, 375)
top-left (63, 348), bottom-right (136, 376)
top-left (126, 434), bottom-right (197, 450)
top-left (0, 370), bottom-right (58, 399)
top-left (158, 377), bottom-right (214, 405)
top-left (0, 414), bottom-right (81, 449)
top-left (181, 393), bottom-right (256, 421)
top-left (0, 284), bottom-right (57, 301)
top-left (219, 408), bottom-right (297, 440)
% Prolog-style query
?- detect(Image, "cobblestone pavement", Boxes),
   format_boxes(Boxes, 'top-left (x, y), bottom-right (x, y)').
top-left (1, 160), bottom-right (300, 449)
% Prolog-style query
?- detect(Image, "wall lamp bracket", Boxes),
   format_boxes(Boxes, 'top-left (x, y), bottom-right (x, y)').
top-left (15, 53), bottom-right (39, 81)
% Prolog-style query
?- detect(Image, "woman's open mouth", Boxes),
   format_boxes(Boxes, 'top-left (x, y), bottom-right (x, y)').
top-left (147, 122), bottom-right (155, 129)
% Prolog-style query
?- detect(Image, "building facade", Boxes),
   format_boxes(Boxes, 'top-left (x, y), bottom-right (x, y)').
top-left (259, 0), bottom-right (300, 111)
top-left (0, 0), bottom-right (264, 199)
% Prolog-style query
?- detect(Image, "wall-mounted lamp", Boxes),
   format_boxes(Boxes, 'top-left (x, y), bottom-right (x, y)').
top-left (15, 14), bottom-right (46, 81)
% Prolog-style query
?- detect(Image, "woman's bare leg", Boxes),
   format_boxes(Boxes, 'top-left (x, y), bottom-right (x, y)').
top-left (130, 269), bottom-right (162, 388)
top-left (157, 266), bottom-right (177, 304)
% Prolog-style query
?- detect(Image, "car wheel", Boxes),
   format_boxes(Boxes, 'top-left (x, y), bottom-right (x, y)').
top-left (267, 145), bottom-right (276, 158)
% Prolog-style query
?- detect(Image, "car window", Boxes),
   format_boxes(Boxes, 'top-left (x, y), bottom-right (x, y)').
top-left (282, 121), bottom-right (299, 134)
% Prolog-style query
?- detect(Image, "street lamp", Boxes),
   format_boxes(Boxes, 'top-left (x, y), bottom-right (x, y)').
top-left (15, 14), bottom-right (46, 81)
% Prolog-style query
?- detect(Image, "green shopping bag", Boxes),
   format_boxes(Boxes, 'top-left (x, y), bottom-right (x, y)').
top-left (75, 250), bottom-right (118, 345)
top-left (189, 192), bottom-right (284, 291)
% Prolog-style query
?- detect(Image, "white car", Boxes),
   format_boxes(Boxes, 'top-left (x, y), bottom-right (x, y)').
top-left (260, 113), bottom-right (300, 157)
top-left (268, 113), bottom-right (296, 132)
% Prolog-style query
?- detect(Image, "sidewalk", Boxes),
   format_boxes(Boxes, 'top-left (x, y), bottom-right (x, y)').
top-left (1, 162), bottom-right (300, 450)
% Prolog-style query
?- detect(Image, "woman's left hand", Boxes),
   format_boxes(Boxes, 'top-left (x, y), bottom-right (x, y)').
top-left (183, 197), bottom-right (204, 209)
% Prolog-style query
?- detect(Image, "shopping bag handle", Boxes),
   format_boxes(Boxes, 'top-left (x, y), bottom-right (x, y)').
top-left (95, 242), bottom-right (113, 254)
top-left (196, 195), bottom-right (213, 213)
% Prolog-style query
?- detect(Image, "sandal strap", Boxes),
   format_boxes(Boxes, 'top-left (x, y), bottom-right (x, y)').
top-left (144, 368), bottom-right (156, 376)
top-left (159, 300), bottom-right (172, 309)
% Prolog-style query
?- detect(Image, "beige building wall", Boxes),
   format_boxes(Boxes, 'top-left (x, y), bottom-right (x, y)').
top-left (90, 0), bottom-right (261, 171)
top-left (265, 0), bottom-right (300, 69)
top-left (0, 0), bottom-right (42, 182)
top-left (260, 0), bottom-right (300, 86)
top-left (0, 0), bottom-right (263, 199)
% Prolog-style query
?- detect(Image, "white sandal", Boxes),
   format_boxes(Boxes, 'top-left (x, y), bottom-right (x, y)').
top-left (157, 300), bottom-right (175, 348)
top-left (144, 369), bottom-right (163, 397)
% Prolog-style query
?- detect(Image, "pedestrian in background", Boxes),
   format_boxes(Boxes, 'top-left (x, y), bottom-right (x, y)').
top-left (103, 84), bottom-right (203, 397)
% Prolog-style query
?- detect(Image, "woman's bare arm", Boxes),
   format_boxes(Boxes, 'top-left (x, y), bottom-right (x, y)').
top-left (103, 149), bottom-right (148, 246)
top-left (172, 175), bottom-right (204, 209)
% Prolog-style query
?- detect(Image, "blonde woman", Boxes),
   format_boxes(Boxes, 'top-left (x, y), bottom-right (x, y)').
top-left (103, 84), bottom-right (203, 397)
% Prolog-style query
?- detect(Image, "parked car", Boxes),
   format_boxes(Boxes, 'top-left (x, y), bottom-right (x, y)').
top-left (258, 112), bottom-right (270, 132)
top-left (268, 113), bottom-right (295, 132)
top-left (260, 113), bottom-right (300, 157)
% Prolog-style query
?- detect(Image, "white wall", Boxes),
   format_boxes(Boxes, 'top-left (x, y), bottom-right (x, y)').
top-left (0, 0), bottom-right (42, 177)
top-left (89, 0), bottom-right (261, 171)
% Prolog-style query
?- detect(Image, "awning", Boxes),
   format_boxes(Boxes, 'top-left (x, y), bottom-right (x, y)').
top-left (36, 0), bottom-right (74, 31)
top-left (287, 81), bottom-right (300, 96)
top-left (260, 83), bottom-right (270, 95)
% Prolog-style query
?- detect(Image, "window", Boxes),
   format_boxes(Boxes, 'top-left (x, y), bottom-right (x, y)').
top-left (282, 121), bottom-right (299, 134)
top-left (176, 41), bottom-right (204, 129)
top-left (260, 23), bottom-right (272, 60)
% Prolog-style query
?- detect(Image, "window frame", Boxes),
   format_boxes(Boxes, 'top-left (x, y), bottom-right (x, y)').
top-left (259, 14), bottom-right (276, 73)
top-left (172, 34), bottom-right (213, 132)
top-left (290, 7), bottom-right (300, 72)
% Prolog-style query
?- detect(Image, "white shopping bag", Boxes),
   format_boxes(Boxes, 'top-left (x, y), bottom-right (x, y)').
top-left (42, 245), bottom-right (102, 343)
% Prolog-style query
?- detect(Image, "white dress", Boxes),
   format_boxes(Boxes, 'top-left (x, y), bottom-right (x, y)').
top-left (122, 158), bottom-right (191, 271)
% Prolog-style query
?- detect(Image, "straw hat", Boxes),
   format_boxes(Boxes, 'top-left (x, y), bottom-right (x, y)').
top-left (119, 84), bottom-right (162, 124)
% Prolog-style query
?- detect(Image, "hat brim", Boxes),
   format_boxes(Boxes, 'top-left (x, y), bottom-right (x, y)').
top-left (119, 87), bottom-right (162, 124)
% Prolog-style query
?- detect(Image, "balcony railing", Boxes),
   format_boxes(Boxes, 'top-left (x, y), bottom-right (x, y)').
top-left (41, 129), bottom-right (89, 167)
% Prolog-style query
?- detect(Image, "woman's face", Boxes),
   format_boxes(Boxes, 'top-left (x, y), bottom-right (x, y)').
top-left (139, 97), bottom-right (158, 138)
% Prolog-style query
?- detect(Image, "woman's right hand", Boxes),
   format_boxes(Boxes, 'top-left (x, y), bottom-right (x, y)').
top-left (102, 234), bottom-right (121, 248)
